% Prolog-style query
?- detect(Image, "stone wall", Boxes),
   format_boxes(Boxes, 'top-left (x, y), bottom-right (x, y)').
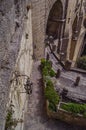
top-left (31, 0), bottom-right (45, 60)
top-left (9, 9), bottom-right (33, 130)
top-left (31, 0), bottom-right (67, 60)
top-left (0, 0), bottom-right (32, 129)
top-left (46, 101), bottom-right (86, 126)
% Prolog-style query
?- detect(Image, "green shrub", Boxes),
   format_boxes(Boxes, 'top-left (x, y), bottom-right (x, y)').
top-left (41, 59), bottom-right (60, 111)
top-left (77, 56), bottom-right (86, 70)
top-left (41, 59), bottom-right (51, 70)
top-left (41, 59), bottom-right (55, 77)
top-left (42, 67), bottom-right (49, 76)
top-left (83, 112), bottom-right (86, 118)
top-left (46, 79), bottom-right (54, 88)
top-left (49, 102), bottom-right (57, 112)
top-left (45, 80), bottom-right (60, 105)
top-left (49, 69), bottom-right (56, 77)
top-left (5, 104), bottom-right (18, 130)
top-left (61, 103), bottom-right (86, 116)
top-left (41, 58), bottom-right (45, 64)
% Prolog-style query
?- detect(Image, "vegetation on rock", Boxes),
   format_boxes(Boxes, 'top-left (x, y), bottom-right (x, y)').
top-left (5, 104), bottom-right (18, 130)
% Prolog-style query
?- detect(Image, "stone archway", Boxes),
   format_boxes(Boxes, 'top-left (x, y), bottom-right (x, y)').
top-left (46, 0), bottom-right (63, 40)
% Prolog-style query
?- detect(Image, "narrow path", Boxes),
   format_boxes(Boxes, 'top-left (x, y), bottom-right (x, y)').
top-left (24, 61), bottom-right (86, 130)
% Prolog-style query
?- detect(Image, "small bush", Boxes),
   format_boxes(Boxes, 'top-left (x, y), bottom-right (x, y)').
top-left (41, 59), bottom-right (51, 70)
top-left (61, 103), bottom-right (86, 116)
top-left (46, 79), bottom-right (54, 88)
top-left (83, 112), bottom-right (86, 118)
top-left (49, 102), bottom-right (57, 112)
top-left (49, 69), bottom-right (56, 77)
top-left (5, 104), bottom-right (18, 130)
top-left (41, 59), bottom-right (55, 77)
top-left (45, 80), bottom-right (60, 105)
top-left (77, 56), bottom-right (86, 70)
top-left (42, 67), bottom-right (49, 76)
top-left (41, 59), bottom-right (59, 111)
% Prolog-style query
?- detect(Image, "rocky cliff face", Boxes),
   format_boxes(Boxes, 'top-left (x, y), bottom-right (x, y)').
top-left (0, 0), bottom-right (32, 129)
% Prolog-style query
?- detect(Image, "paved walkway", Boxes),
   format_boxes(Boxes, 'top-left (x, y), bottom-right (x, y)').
top-left (24, 61), bottom-right (86, 130)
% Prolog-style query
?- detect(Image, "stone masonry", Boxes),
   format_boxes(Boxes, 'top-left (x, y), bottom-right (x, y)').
top-left (0, 0), bottom-right (32, 129)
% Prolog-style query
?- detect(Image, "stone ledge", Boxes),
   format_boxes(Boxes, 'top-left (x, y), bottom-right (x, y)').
top-left (46, 100), bottom-right (86, 126)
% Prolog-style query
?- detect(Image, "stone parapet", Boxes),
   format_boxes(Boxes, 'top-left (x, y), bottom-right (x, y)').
top-left (46, 101), bottom-right (86, 126)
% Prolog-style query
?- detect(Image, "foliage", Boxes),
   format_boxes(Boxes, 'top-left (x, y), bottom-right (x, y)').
top-left (5, 104), bottom-right (18, 130)
top-left (77, 56), bottom-right (86, 70)
top-left (46, 79), bottom-right (54, 88)
top-left (42, 67), bottom-right (49, 76)
top-left (49, 69), bottom-right (56, 77)
top-left (41, 58), bottom-right (56, 77)
top-left (41, 59), bottom-right (59, 111)
top-left (83, 112), bottom-right (86, 118)
top-left (45, 80), bottom-right (60, 111)
top-left (41, 58), bottom-right (51, 70)
top-left (61, 103), bottom-right (86, 116)
top-left (49, 102), bottom-right (57, 112)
